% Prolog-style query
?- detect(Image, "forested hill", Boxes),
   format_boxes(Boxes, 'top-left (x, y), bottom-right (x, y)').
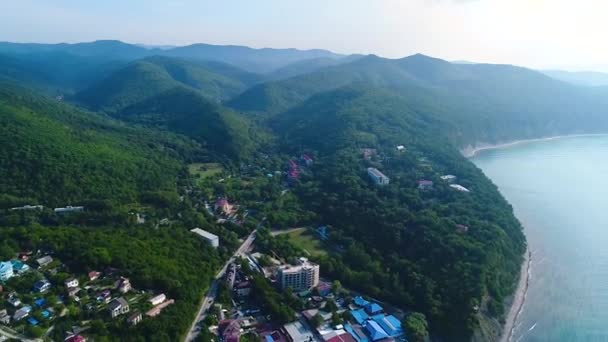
top-left (0, 81), bottom-right (204, 207)
top-left (274, 85), bottom-right (525, 338)
top-left (230, 53), bottom-right (608, 148)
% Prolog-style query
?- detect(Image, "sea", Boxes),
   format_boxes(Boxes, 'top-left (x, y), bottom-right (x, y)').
top-left (472, 135), bottom-right (608, 342)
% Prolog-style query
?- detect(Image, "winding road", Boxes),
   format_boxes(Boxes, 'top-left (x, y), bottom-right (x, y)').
top-left (184, 229), bottom-right (257, 342)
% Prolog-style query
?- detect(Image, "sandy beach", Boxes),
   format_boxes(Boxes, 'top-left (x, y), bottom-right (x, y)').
top-left (461, 134), bottom-right (608, 158)
top-left (500, 248), bottom-right (531, 342)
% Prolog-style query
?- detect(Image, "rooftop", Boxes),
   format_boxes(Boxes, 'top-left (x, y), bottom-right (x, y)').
top-left (190, 228), bottom-right (219, 240)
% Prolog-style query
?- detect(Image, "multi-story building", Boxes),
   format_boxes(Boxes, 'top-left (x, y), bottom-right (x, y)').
top-left (278, 258), bottom-right (320, 292)
top-left (367, 168), bottom-right (390, 185)
top-left (191, 228), bottom-right (219, 248)
top-left (0, 262), bottom-right (14, 282)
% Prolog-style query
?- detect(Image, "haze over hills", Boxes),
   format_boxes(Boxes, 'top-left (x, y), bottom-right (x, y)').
top-left (2, 39), bottom-right (608, 341)
top-left (542, 69), bottom-right (608, 87)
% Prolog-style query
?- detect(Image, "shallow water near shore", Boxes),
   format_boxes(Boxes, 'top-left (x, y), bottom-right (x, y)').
top-left (472, 135), bottom-right (608, 342)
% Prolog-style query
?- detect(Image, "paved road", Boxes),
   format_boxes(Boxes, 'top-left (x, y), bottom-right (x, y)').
top-left (184, 229), bottom-right (257, 342)
top-left (270, 226), bottom-right (306, 236)
top-left (0, 325), bottom-right (39, 342)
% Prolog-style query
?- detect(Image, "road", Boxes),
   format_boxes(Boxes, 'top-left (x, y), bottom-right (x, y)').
top-left (270, 226), bottom-right (306, 236)
top-left (0, 325), bottom-right (39, 342)
top-left (184, 229), bottom-right (257, 342)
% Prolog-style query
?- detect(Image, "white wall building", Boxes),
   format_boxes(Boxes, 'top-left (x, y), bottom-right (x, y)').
top-left (367, 168), bottom-right (390, 186)
top-left (190, 228), bottom-right (219, 248)
top-left (278, 257), bottom-right (320, 292)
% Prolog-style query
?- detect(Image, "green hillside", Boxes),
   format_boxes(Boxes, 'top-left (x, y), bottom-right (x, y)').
top-left (119, 86), bottom-right (261, 159)
top-left (0, 82), bottom-right (203, 207)
top-left (74, 56), bottom-right (255, 112)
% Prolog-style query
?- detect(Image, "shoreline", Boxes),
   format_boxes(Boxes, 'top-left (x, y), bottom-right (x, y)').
top-left (500, 248), bottom-right (531, 342)
top-left (461, 133), bottom-right (608, 158)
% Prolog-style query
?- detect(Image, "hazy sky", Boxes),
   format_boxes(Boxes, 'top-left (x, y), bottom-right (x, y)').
top-left (2, 0), bottom-right (607, 71)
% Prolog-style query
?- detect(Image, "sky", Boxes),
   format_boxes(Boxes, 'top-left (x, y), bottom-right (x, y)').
top-left (2, 0), bottom-right (608, 71)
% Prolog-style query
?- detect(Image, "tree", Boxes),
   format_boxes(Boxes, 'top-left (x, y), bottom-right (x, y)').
top-left (332, 280), bottom-right (343, 295)
top-left (331, 311), bottom-right (342, 327)
top-left (404, 312), bottom-right (429, 342)
top-left (324, 299), bottom-right (338, 312)
top-left (311, 313), bottom-right (324, 328)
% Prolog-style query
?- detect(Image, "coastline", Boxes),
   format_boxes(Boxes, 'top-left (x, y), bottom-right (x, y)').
top-left (500, 247), bottom-right (531, 342)
top-left (461, 133), bottom-right (608, 158)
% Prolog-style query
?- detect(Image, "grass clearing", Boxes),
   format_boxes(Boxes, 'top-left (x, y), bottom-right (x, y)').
top-left (285, 228), bottom-right (327, 257)
top-left (188, 163), bottom-right (223, 179)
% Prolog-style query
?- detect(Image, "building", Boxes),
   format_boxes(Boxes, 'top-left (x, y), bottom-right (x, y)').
top-left (283, 321), bottom-right (315, 342)
top-left (191, 228), bottom-right (220, 248)
top-left (278, 258), bottom-right (320, 292)
top-left (36, 255), bottom-right (53, 268)
top-left (33, 279), bottom-right (51, 293)
top-left (450, 184), bottom-right (470, 192)
top-left (0, 309), bottom-right (10, 325)
top-left (353, 296), bottom-right (370, 307)
top-left (417, 180), bottom-right (434, 190)
top-left (316, 226), bottom-right (329, 241)
top-left (324, 331), bottom-right (356, 342)
top-left (88, 271), bottom-right (101, 281)
top-left (13, 305), bottom-right (32, 321)
top-left (146, 299), bottom-right (174, 317)
top-left (234, 281), bottom-right (252, 297)
top-left (300, 154), bottom-right (314, 167)
top-left (396, 145), bottom-right (406, 151)
top-left (10, 205), bottom-right (43, 211)
top-left (371, 315), bottom-right (403, 337)
top-left (7, 295), bottom-right (21, 307)
top-left (65, 335), bottom-right (87, 342)
top-left (115, 277), bottom-right (132, 293)
top-left (456, 224), bottom-right (469, 234)
top-left (127, 312), bottom-right (143, 326)
top-left (53, 206), bottom-right (84, 214)
top-left (108, 297), bottom-right (130, 318)
top-left (344, 324), bottom-right (369, 342)
top-left (65, 277), bottom-right (79, 288)
top-left (364, 321), bottom-right (388, 341)
top-left (0, 261), bottom-right (14, 282)
top-left (367, 168), bottom-right (390, 186)
top-left (214, 198), bottom-right (232, 215)
top-left (364, 303), bottom-right (383, 315)
top-left (440, 175), bottom-right (457, 183)
top-left (361, 148), bottom-right (376, 160)
top-left (10, 259), bottom-right (30, 274)
top-left (149, 293), bottom-right (166, 306)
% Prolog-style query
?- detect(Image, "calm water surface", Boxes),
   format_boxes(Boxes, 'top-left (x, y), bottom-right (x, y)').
top-left (473, 135), bottom-right (608, 342)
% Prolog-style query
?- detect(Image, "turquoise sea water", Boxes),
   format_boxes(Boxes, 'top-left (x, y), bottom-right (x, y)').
top-left (472, 135), bottom-right (608, 342)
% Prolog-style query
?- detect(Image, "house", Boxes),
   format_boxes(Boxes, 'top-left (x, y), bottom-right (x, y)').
top-left (10, 259), bottom-right (30, 274)
top-left (367, 168), bottom-right (390, 186)
top-left (34, 298), bottom-right (46, 307)
top-left (300, 154), bottom-right (314, 167)
top-left (10, 204), bottom-right (43, 211)
top-left (68, 287), bottom-right (81, 297)
top-left (353, 296), bottom-right (370, 307)
top-left (396, 145), bottom-right (406, 152)
top-left (127, 311), bottom-right (143, 326)
top-left (36, 255), bottom-right (53, 268)
top-left (65, 335), bottom-right (87, 342)
top-left (7, 295), bottom-right (21, 307)
top-left (364, 303), bottom-right (383, 315)
top-left (450, 184), bottom-right (470, 192)
top-left (191, 228), bottom-right (220, 248)
top-left (316, 282), bottom-right (331, 296)
top-left (440, 175), bottom-right (457, 183)
top-left (13, 305), bottom-right (32, 321)
top-left (146, 299), bottom-right (175, 317)
top-left (88, 271), bottom-right (101, 281)
top-left (53, 206), bottom-right (84, 214)
top-left (456, 224), bottom-right (469, 234)
top-left (364, 320), bottom-right (389, 341)
top-left (344, 324), bottom-right (369, 342)
top-left (361, 148), bottom-right (376, 160)
top-left (214, 198), bottom-right (232, 215)
top-left (33, 279), bottom-right (51, 293)
top-left (149, 293), bottom-right (166, 306)
top-left (0, 261), bottom-right (14, 282)
top-left (27, 317), bottom-right (39, 326)
top-left (97, 289), bottom-right (111, 303)
top-left (282, 321), bottom-right (315, 342)
top-left (115, 277), bottom-right (132, 293)
top-left (0, 309), bottom-right (10, 325)
top-left (65, 277), bottom-right (79, 288)
top-left (234, 281), bottom-right (251, 297)
top-left (108, 297), bottom-right (130, 318)
top-left (417, 180), bottom-right (434, 190)
top-left (325, 331), bottom-right (356, 342)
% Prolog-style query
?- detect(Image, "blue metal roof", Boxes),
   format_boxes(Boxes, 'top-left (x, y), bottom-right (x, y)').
top-left (344, 323), bottom-right (369, 342)
top-left (372, 314), bottom-right (403, 337)
top-left (351, 309), bottom-right (369, 325)
top-left (365, 303), bottom-right (383, 314)
top-left (365, 320), bottom-right (389, 341)
top-left (354, 296), bottom-right (370, 307)
top-left (34, 298), bottom-right (46, 307)
top-left (27, 317), bottom-right (39, 326)
top-left (265, 335), bottom-right (274, 342)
